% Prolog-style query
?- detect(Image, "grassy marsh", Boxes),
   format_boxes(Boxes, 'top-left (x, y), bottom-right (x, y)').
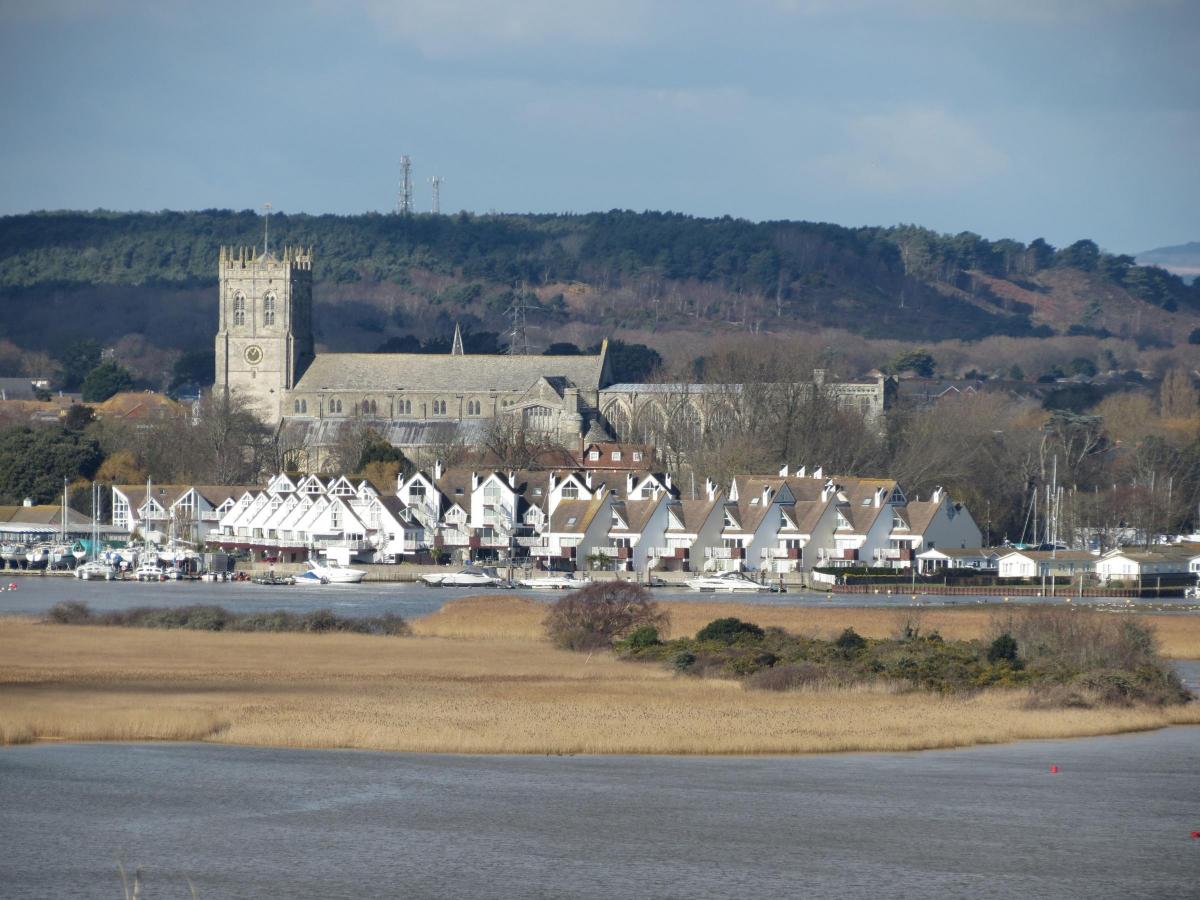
top-left (3, 598), bottom-right (1198, 754)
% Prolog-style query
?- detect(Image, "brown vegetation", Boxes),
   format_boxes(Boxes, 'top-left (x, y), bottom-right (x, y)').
top-left (4, 600), bottom-right (1198, 755)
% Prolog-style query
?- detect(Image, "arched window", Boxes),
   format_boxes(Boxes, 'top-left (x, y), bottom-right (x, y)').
top-left (233, 292), bottom-right (246, 326)
top-left (332, 398), bottom-right (342, 414)
top-left (403, 399), bottom-right (411, 414)
top-left (293, 400), bottom-right (301, 413)
top-left (300, 399), bottom-right (307, 414)
top-left (263, 292), bottom-right (276, 327)
top-left (370, 399), bottom-right (378, 415)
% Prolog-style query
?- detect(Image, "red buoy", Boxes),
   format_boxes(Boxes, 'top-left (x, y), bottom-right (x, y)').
top-left (1190, 831), bottom-right (1200, 839)
top-left (1050, 765), bottom-right (1059, 774)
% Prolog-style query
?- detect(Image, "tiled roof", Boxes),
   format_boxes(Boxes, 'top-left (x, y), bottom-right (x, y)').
top-left (293, 350), bottom-right (607, 394)
top-left (549, 494), bottom-right (607, 534)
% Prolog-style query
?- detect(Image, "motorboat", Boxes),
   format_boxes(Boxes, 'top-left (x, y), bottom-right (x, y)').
top-left (200, 570), bottom-right (231, 582)
top-left (74, 559), bottom-right (116, 581)
top-left (304, 559), bottom-right (367, 584)
top-left (517, 573), bottom-right (592, 590)
top-left (422, 566), bottom-right (506, 587)
top-left (684, 571), bottom-right (771, 593)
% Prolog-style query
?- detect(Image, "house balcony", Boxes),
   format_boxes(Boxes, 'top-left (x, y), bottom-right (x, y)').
top-left (649, 546), bottom-right (689, 560)
top-left (873, 548), bottom-right (913, 562)
top-left (819, 548), bottom-right (859, 562)
top-left (531, 544), bottom-right (577, 559)
top-left (762, 547), bottom-right (801, 560)
top-left (596, 546), bottom-right (632, 559)
top-left (515, 535), bottom-right (543, 548)
top-left (705, 547), bottom-right (746, 560)
top-left (317, 538), bottom-right (372, 551)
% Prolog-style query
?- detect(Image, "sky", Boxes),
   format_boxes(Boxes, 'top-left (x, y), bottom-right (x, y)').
top-left (0, 0), bottom-right (1196, 254)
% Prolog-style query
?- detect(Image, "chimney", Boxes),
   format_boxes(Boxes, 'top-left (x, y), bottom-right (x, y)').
top-left (779, 464), bottom-right (789, 477)
top-left (874, 486), bottom-right (886, 508)
top-left (585, 472), bottom-right (593, 489)
top-left (705, 478), bottom-right (717, 502)
top-left (664, 473), bottom-right (672, 492)
top-left (23, 497), bottom-right (34, 507)
top-left (761, 485), bottom-right (772, 506)
top-left (471, 472), bottom-right (479, 492)
top-left (548, 472), bottom-right (558, 493)
top-left (932, 486), bottom-right (944, 503)
top-left (434, 459), bottom-right (444, 481)
top-left (796, 466), bottom-right (806, 478)
top-left (626, 472), bottom-right (635, 496)
top-left (812, 466), bottom-right (823, 479)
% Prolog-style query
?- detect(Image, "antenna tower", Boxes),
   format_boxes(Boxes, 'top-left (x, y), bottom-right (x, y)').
top-left (429, 175), bottom-right (443, 214)
top-left (398, 155), bottom-right (413, 214)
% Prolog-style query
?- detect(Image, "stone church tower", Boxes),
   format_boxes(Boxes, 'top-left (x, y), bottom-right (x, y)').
top-left (214, 245), bottom-right (314, 423)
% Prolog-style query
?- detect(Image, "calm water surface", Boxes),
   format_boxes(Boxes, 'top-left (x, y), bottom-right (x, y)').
top-left (1, 728), bottom-right (1198, 899)
top-left (3, 576), bottom-right (1197, 620)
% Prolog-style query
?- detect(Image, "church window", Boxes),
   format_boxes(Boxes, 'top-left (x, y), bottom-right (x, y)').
top-left (301, 399), bottom-right (307, 413)
top-left (433, 400), bottom-right (447, 416)
top-left (332, 398), bottom-right (342, 414)
top-left (233, 292), bottom-right (246, 326)
top-left (293, 400), bottom-right (301, 414)
top-left (263, 292), bottom-right (276, 326)
top-left (398, 399), bottom-right (411, 415)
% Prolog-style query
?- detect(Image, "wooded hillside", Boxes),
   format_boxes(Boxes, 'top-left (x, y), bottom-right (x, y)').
top-left (1, 210), bottom-right (1197, 386)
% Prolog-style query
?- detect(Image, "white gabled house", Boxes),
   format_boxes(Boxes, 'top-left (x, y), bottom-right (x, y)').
top-left (533, 490), bottom-right (614, 571)
top-left (1094, 545), bottom-right (1200, 584)
top-left (648, 481), bottom-right (725, 572)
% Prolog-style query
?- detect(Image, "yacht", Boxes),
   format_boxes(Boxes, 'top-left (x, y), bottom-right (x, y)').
top-left (517, 573), bottom-right (592, 590)
top-left (684, 571), bottom-right (771, 593)
top-left (134, 561), bottom-right (166, 582)
top-left (422, 566), bottom-right (506, 587)
top-left (302, 559), bottom-right (367, 584)
top-left (74, 559), bottom-right (116, 581)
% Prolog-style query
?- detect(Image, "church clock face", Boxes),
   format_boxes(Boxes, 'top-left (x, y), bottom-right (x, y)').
top-left (244, 345), bottom-right (264, 366)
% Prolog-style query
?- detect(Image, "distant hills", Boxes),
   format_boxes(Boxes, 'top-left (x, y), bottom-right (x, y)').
top-left (1137, 242), bottom-right (1200, 283)
top-left (0, 211), bottom-right (1197, 379)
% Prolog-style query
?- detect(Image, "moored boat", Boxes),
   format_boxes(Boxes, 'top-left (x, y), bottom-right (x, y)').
top-left (684, 571), bottom-right (771, 593)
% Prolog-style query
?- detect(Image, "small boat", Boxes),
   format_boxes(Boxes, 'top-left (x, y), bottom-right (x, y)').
top-left (252, 573), bottom-right (295, 586)
top-left (422, 566), bottom-right (506, 587)
top-left (200, 570), bottom-right (231, 583)
top-left (74, 560), bottom-right (116, 581)
top-left (684, 571), bottom-right (771, 593)
top-left (304, 559), bottom-right (366, 584)
top-left (518, 573), bottom-right (592, 590)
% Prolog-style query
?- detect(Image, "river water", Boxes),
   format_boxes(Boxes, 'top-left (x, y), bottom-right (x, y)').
top-left (3, 576), bottom-right (1198, 621)
top-left (1, 727), bottom-right (1198, 899)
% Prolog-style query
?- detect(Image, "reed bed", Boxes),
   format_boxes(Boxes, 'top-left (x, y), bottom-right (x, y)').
top-left (412, 596), bottom-right (1200, 658)
top-left (2, 618), bottom-right (1198, 755)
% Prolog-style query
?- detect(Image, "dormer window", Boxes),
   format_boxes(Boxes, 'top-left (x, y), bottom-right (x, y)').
top-left (632, 451), bottom-right (643, 462)
top-left (836, 510), bottom-right (852, 530)
top-left (589, 451), bottom-right (600, 461)
top-left (561, 484), bottom-right (578, 499)
top-left (612, 451), bottom-right (622, 461)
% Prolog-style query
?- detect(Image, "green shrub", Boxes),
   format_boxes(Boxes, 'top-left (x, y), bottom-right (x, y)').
top-left (672, 651), bottom-right (696, 672)
top-left (624, 625), bottom-right (661, 650)
top-left (835, 627), bottom-right (867, 654)
top-left (696, 617), bottom-right (764, 644)
top-left (987, 633), bottom-right (1019, 663)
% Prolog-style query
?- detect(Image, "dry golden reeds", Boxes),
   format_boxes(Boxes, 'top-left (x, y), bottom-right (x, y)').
top-left (2, 614), bottom-right (1198, 756)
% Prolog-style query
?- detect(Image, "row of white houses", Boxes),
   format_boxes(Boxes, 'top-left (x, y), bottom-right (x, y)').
top-left (110, 471), bottom-right (1200, 581)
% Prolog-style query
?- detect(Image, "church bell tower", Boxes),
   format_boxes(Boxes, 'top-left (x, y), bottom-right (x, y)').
top-left (214, 245), bottom-right (314, 424)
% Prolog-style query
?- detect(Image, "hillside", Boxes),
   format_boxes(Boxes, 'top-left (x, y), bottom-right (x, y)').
top-left (0, 210), bottom-right (1197, 386)
top-left (1138, 241), bottom-right (1200, 282)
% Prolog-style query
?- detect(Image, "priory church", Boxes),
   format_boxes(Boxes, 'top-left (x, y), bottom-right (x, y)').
top-left (214, 246), bottom-right (891, 461)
